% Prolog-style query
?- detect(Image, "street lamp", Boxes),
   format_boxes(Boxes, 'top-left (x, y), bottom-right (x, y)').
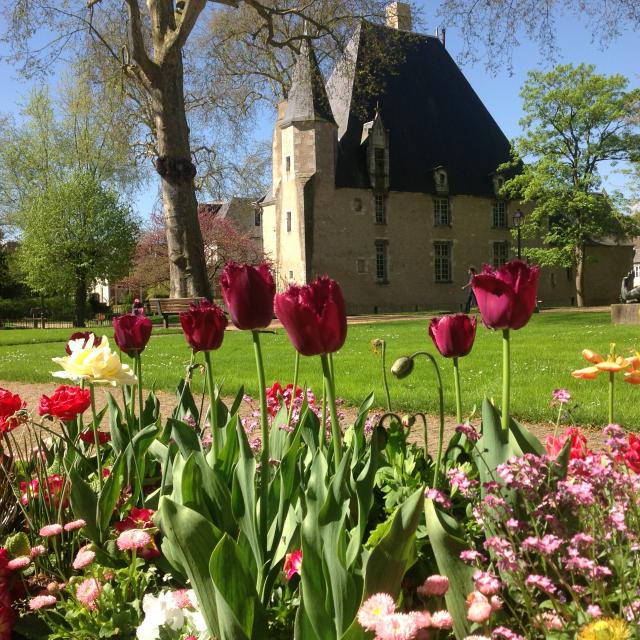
top-left (513, 209), bottom-right (524, 259)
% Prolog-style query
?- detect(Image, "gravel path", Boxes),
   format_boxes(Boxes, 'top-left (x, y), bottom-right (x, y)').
top-left (3, 379), bottom-right (606, 455)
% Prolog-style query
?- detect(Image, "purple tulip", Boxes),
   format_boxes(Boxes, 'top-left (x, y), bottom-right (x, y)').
top-left (220, 262), bottom-right (275, 330)
top-left (429, 313), bottom-right (477, 358)
top-left (471, 260), bottom-right (540, 330)
top-left (275, 276), bottom-right (347, 357)
top-left (112, 314), bottom-right (153, 357)
top-left (179, 300), bottom-right (227, 352)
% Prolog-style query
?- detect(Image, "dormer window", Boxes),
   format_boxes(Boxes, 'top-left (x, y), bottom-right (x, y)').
top-left (374, 148), bottom-right (385, 176)
top-left (363, 109), bottom-right (389, 192)
top-left (492, 173), bottom-right (506, 196)
top-left (433, 167), bottom-right (448, 194)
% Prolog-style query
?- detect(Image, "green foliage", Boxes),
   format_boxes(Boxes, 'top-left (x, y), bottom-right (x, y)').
top-left (0, 76), bottom-right (142, 226)
top-left (500, 64), bottom-right (640, 300)
top-left (18, 172), bottom-right (139, 297)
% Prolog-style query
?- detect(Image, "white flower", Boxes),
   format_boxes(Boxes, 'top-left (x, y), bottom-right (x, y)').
top-left (52, 335), bottom-right (137, 386)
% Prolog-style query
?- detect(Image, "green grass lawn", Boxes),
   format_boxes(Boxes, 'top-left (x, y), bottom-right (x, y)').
top-left (1, 311), bottom-right (639, 427)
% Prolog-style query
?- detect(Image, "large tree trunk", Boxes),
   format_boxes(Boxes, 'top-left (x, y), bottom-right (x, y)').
top-left (575, 244), bottom-right (586, 307)
top-left (74, 273), bottom-right (87, 328)
top-left (151, 54), bottom-right (212, 300)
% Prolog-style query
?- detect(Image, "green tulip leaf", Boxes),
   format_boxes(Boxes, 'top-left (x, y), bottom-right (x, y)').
top-left (209, 534), bottom-right (267, 640)
top-left (157, 497), bottom-right (222, 639)
top-left (425, 498), bottom-right (474, 640)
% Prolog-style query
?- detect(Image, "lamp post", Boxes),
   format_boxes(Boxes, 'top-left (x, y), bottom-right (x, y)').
top-left (513, 209), bottom-right (524, 259)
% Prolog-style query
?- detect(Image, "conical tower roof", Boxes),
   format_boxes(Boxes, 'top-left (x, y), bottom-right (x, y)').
top-left (284, 40), bottom-right (335, 124)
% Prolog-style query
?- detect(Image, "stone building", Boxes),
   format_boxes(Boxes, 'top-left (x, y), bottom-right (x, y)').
top-left (259, 3), bottom-right (632, 312)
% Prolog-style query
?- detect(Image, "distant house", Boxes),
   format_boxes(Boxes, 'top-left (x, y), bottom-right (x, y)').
top-left (259, 2), bottom-right (632, 311)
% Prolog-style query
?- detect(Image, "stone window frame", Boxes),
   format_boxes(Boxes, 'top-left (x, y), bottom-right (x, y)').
top-left (492, 241), bottom-right (510, 268)
top-left (286, 211), bottom-right (292, 233)
top-left (374, 193), bottom-right (386, 225)
top-left (492, 200), bottom-right (507, 228)
top-left (374, 239), bottom-right (389, 284)
top-left (434, 241), bottom-right (452, 283)
top-left (433, 197), bottom-right (451, 227)
top-left (254, 209), bottom-right (261, 227)
top-left (356, 258), bottom-right (367, 274)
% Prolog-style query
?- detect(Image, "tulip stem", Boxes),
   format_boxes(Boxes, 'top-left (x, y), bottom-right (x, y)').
top-left (381, 340), bottom-right (392, 411)
top-left (502, 329), bottom-right (511, 435)
top-left (609, 371), bottom-right (615, 424)
top-left (89, 384), bottom-right (104, 491)
top-left (286, 351), bottom-right (300, 429)
top-left (321, 353), bottom-right (342, 465)
top-left (134, 354), bottom-right (147, 507)
top-left (320, 374), bottom-right (327, 449)
top-left (203, 350), bottom-right (220, 461)
top-left (252, 330), bottom-right (270, 558)
top-left (453, 357), bottom-right (462, 424)
top-left (408, 352), bottom-right (445, 488)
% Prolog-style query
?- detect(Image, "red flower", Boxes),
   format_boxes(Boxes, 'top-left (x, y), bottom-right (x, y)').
top-left (112, 313), bottom-right (153, 357)
top-left (65, 331), bottom-right (99, 355)
top-left (0, 549), bottom-right (10, 582)
top-left (220, 262), bottom-right (275, 330)
top-left (428, 313), bottom-right (477, 358)
top-left (20, 474), bottom-right (67, 508)
top-left (179, 300), bottom-right (227, 352)
top-left (0, 388), bottom-right (25, 433)
top-left (471, 260), bottom-right (540, 330)
top-left (545, 427), bottom-right (590, 461)
top-left (79, 430), bottom-right (111, 445)
top-left (275, 276), bottom-right (347, 357)
top-left (265, 382), bottom-right (311, 418)
top-left (624, 434), bottom-right (640, 473)
top-left (38, 386), bottom-right (91, 422)
top-left (0, 603), bottom-right (14, 640)
top-left (283, 549), bottom-right (302, 580)
top-left (114, 508), bottom-right (160, 559)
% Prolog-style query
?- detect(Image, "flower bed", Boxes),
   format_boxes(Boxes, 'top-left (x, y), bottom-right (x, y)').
top-left (0, 260), bottom-right (638, 640)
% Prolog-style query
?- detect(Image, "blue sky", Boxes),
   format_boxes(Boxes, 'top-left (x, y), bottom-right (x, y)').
top-left (1, 2), bottom-right (638, 220)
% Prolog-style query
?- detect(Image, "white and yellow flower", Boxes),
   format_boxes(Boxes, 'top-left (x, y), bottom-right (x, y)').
top-left (52, 335), bottom-right (137, 386)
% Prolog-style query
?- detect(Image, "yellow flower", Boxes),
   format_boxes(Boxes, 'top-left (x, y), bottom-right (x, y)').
top-left (577, 618), bottom-right (630, 640)
top-left (52, 335), bottom-right (138, 386)
top-left (574, 345), bottom-right (632, 378)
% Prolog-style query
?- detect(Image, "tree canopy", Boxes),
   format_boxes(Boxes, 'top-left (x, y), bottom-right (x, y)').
top-left (0, 66), bottom-right (143, 230)
top-left (18, 172), bottom-right (140, 326)
top-left (501, 63), bottom-right (640, 306)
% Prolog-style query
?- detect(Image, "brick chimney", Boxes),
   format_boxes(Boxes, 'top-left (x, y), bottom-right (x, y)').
top-left (385, 2), bottom-right (412, 31)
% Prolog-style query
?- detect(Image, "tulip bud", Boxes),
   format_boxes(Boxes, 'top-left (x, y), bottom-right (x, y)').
top-left (401, 414), bottom-right (415, 428)
top-left (391, 356), bottom-right (414, 379)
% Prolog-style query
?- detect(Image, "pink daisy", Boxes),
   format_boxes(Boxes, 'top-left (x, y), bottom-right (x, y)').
top-left (116, 529), bottom-right (151, 551)
top-left (417, 574), bottom-right (449, 597)
top-left (29, 594), bottom-right (57, 610)
top-left (357, 593), bottom-right (396, 631)
top-left (76, 577), bottom-right (101, 610)
top-left (430, 610), bottom-right (453, 629)
top-left (30, 545), bottom-right (46, 558)
top-left (7, 556), bottom-right (31, 570)
top-left (409, 610), bottom-right (432, 629)
top-left (39, 523), bottom-right (63, 537)
top-left (72, 546), bottom-right (96, 570)
top-left (64, 519), bottom-right (86, 532)
top-left (374, 612), bottom-right (417, 640)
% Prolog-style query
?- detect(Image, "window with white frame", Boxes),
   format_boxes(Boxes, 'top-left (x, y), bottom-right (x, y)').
top-left (375, 240), bottom-right (388, 282)
top-left (434, 198), bottom-right (450, 226)
top-left (493, 201), bottom-right (507, 228)
top-left (492, 241), bottom-right (510, 268)
top-left (434, 242), bottom-right (452, 282)
top-left (375, 193), bottom-right (386, 224)
top-left (634, 264), bottom-right (640, 279)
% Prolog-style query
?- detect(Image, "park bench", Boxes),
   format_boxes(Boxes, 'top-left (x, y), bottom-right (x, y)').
top-left (149, 297), bottom-right (206, 328)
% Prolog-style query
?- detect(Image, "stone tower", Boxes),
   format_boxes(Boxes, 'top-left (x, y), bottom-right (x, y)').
top-left (261, 41), bottom-right (337, 287)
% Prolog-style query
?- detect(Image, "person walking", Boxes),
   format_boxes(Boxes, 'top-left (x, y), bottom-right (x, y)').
top-left (462, 266), bottom-right (477, 313)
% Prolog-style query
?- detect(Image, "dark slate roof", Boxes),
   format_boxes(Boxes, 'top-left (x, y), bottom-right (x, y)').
top-left (284, 41), bottom-right (336, 125)
top-left (326, 22), bottom-right (513, 196)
